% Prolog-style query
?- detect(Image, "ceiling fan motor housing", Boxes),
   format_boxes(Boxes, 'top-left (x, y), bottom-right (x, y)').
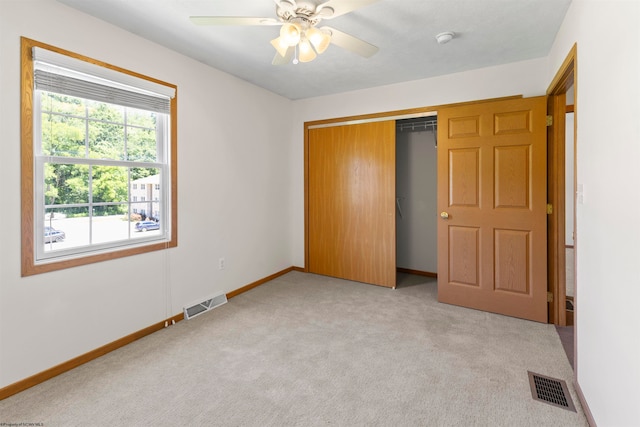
top-left (276, 0), bottom-right (334, 25)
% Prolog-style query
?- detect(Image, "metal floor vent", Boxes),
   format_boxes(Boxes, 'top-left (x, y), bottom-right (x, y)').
top-left (528, 371), bottom-right (576, 412)
top-left (183, 293), bottom-right (227, 320)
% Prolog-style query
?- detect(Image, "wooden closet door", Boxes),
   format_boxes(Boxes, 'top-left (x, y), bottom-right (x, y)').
top-left (308, 121), bottom-right (396, 288)
top-left (437, 96), bottom-right (548, 322)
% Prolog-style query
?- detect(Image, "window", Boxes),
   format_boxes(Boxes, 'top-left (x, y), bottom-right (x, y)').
top-left (155, 184), bottom-right (160, 190)
top-left (21, 38), bottom-right (178, 276)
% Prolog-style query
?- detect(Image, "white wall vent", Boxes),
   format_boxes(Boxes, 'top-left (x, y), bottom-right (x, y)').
top-left (183, 293), bottom-right (227, 320)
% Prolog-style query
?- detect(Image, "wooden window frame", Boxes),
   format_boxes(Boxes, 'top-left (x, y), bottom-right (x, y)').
top-left (21, 37), bottom-right (178, 276)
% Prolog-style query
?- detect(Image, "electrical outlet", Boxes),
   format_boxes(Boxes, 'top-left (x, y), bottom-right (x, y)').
top-left (218, 257), bottom-right (225, 270)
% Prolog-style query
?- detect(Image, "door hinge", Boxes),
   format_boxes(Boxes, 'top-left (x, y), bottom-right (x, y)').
top-left (547, 292), bottom-right (553, 303)
top-left (546, 115), bottom-right (553, 126)
top-left (547, 204), bottom-right (553, 214)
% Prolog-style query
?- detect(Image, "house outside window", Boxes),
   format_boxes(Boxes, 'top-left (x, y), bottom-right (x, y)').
top-left (129, 174), bottom-right (161, 221)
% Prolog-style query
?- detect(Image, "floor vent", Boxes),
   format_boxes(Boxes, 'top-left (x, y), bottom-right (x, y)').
top-left (183, 293), bottom-right (227, 320)
top-left (528, 371), bottom-right (576, 412)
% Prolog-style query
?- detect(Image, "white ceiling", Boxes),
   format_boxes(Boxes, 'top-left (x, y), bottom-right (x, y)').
top-left (55, 0), bottom-right (572, 100)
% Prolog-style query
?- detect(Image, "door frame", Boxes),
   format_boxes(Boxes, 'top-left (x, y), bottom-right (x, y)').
top-left (546, 44), bottom-right (577, 326)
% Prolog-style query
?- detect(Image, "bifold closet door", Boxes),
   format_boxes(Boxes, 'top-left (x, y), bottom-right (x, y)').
top-left (308, 121), bottom-right (396, 288)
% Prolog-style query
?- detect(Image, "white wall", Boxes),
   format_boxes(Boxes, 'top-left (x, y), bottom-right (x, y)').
top-left (0, 0), bottom-right (293, 388)
top-left (290, 58), bottom-right (549, 268)
top-left (396, 128), bottom-right (438, 273)
top-left (547, 1), bottom-right (640, 425)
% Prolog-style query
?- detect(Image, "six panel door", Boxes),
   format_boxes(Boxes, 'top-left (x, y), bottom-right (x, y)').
top-left (437, 97), bottom-right (548, 322)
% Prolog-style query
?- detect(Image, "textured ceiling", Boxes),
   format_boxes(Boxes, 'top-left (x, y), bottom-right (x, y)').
top-left (55, 0), bottom-right (572, 100)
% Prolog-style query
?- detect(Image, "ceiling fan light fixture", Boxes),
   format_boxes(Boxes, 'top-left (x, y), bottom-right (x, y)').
top-left (280, 22), bottom-right (301, 46)
top-left (298, 38), bottom-right (317, 62)
top-left (307, 27), bottom-right (331, 54)
top-left (270, 37), bottom-right (290, 57)
top-left (191, 1), bottom-right (380, 66)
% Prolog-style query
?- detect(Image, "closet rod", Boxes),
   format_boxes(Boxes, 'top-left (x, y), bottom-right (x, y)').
top-left (396, 117), bottom-right (438, 147)
top-left (396, 120), bottom-right (437, 132)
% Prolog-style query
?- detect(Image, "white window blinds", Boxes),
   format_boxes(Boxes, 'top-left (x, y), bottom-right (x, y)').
top-left (32, 46), bottom-right (175, 114)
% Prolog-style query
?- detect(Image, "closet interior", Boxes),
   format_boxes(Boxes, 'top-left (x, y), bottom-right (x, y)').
top-left (395, 116), bottom-right (438, 276)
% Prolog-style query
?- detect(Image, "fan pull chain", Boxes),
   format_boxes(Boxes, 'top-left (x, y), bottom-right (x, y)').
top-left (293, 44), bottom-right (299, 65)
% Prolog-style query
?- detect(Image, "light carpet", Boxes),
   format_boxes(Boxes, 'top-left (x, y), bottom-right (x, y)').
top-left (0, 272), bottom-right (587, 426)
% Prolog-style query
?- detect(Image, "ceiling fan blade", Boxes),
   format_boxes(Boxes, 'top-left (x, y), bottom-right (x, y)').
top-left (272, 46), bottom-right (295, 65)
top-left (274, 0), bottom-right (296, 12)
top-left (321, 26), bottom-right (378, 58)
top-left (190, 16), bottom-right (279, 26)
top-left (316, 0), bottom-right (379, 19)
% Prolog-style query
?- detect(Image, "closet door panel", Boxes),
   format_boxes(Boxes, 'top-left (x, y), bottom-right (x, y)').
top-left (308, 121), bottom-right (396, 288)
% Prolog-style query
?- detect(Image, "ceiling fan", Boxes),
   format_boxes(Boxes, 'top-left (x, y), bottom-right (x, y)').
top-left (190, 0), bottom-right (380, 65)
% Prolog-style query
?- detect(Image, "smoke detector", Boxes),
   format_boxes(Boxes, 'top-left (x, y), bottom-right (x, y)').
top-left (435, 32), bottom-right (455, 44)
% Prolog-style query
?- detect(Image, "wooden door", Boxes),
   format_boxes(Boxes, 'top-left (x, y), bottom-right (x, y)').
top-left (308, 121), bottom-right (396, 288)
top-left (437, 96), bottom-right (547, 322)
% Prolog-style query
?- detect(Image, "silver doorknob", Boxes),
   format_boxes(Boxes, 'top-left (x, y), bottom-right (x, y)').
top-left (440, 211), bottom-right (449, 219)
